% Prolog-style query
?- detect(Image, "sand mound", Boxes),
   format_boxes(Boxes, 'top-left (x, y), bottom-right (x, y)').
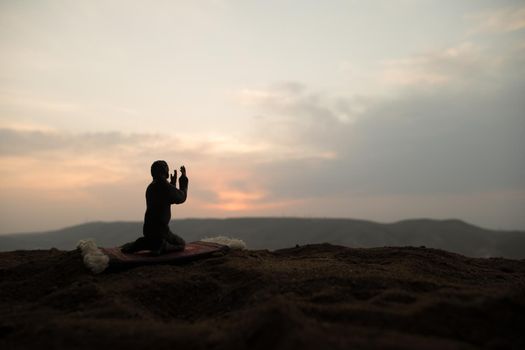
top-left (0, 244), bottom-right (524, 349)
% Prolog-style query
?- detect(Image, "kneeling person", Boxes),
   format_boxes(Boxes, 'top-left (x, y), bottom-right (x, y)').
top-left (121, 160), bottom-right (189, 256)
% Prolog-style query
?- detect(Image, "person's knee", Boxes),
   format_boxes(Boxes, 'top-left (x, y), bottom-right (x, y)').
top-left (167, 232), bottom-right (185, 246)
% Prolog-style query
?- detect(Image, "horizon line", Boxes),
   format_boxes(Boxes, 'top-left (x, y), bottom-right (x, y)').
top-left (3, 216), bottom-right (524, 236)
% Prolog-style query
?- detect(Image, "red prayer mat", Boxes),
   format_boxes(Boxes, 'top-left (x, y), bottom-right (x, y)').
top-left (101, 241), bottom-right (229, 266)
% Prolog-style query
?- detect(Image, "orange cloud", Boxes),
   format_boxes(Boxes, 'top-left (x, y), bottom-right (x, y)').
top-left (208, 189), bottom-right (266, 211)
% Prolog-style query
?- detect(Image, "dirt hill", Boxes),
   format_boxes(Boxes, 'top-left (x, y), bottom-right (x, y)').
top-left (1, 244), bottom-right (524, 349)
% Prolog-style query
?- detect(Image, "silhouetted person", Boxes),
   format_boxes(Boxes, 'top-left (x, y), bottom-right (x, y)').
top-left (121, 160), bottom-right (188, 256)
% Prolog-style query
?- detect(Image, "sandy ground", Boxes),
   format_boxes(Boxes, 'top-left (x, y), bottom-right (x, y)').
top-left (0, 244), bottom-right (524, 349)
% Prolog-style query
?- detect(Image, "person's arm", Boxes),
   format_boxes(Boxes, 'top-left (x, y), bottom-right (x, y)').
top-left (169, 166), bottom-right (188, 204)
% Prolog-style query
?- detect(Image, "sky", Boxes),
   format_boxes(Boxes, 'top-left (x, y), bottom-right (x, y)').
top-left (0, 0), bottom-right (524, 233)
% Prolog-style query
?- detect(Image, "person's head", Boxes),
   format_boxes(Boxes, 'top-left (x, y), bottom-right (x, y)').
top-left (151, 160), bottom-right (169, 180)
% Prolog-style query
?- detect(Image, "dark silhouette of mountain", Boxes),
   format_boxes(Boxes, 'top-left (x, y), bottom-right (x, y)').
top-left (0, 244), bottom-right (524, 349)
top-left (1, 218), bottom-right (524, 258)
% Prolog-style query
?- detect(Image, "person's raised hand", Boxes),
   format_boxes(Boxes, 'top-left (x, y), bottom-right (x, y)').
top-left (170, 169), bottom-right (177, 184)
top-left (180, 165), bottom-right (186, 177)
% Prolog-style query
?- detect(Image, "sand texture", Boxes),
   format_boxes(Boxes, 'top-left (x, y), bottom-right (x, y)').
top-left (1, 244), bottom-right (524, 349)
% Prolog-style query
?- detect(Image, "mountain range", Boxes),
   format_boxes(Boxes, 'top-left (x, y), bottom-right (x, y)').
top-left (1, 217), bottom-right (524, 258)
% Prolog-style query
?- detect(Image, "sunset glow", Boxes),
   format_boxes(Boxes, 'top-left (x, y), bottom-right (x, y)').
top-left (1, 0), bottom-right (524, 233)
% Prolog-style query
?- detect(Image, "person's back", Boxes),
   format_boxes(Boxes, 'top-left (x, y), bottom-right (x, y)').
top-left (121, 160), bottom-right (189, 255)
top-left (143, 172), bottom-right (188, 240)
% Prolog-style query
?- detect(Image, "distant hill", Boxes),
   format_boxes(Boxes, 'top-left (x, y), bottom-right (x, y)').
top-left (1, 218), bottom-right (524, 258)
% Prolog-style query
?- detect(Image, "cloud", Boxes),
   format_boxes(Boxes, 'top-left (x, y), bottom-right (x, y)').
top-left (0, 127), bottom-right (280, 161)
top-left (237, 35), bottom-right (525, 207)
top-left (251, 78), bottom-right (524, 198)
top-left (238, 82), bottom-right (307, 108)
top-left (0, 90), bottom-right (80, 113)
top-left (467, 5), bottom-right (525, 34)
top-left (380, 42), bottom-right (502, 89)
top-left (0, 127), bottom-right (289, 224)
top-left (238, 81), bottom-right (367, 123)
top-left (0, 128), bottom-right (155, 156)
top-left (237, 82), bottom-right (366, 162)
